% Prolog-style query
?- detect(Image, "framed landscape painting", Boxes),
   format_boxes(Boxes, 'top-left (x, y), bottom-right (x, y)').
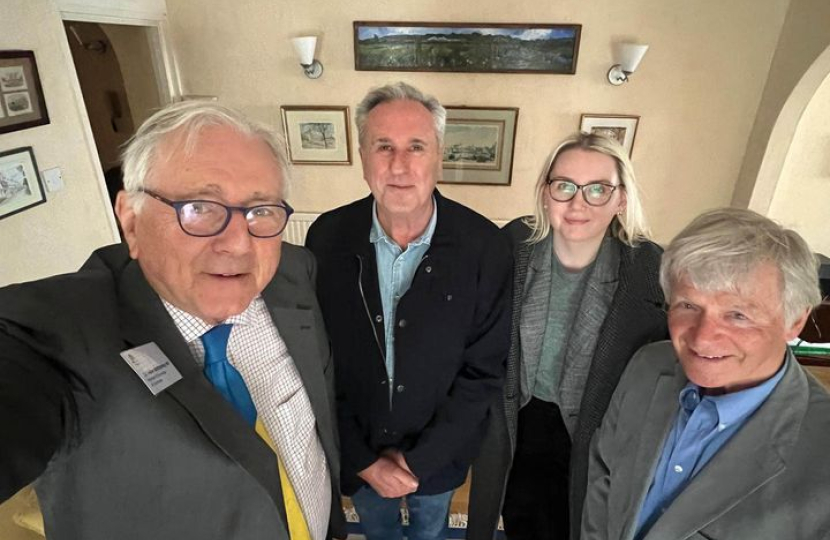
top-left (0, 146), bottom-right (46, 220)
top-left (580, 114), bottom-right (640, 157)
top-left (0, 51), bottom-right (50, 134)
top-left (280, 106), bottom-right (352, 165)
top-left (354, 22), bottom-right (581, 74)
top-left (440, 107), bottom-right (518, 186)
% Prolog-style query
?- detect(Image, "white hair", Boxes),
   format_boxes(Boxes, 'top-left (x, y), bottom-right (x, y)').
top-left (120, 100), bottom-right (291, 211)
top-left (660, 208), bottom-right (821, 326)
top-left (355, 81), bottom-right (446, 146)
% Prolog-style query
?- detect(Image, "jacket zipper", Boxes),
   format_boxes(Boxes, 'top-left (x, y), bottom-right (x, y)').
top-left (356, 254), bottom-right (393, 411)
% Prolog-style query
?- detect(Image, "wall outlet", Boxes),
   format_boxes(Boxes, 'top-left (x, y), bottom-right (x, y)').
top-left (42, 167), bottom-right (64, 192)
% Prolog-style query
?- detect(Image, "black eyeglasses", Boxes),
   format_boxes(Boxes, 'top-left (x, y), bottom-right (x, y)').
top-left (139, 189), bottom-right (294, 238)
top-left (546, 178), bottom-right (622, 207)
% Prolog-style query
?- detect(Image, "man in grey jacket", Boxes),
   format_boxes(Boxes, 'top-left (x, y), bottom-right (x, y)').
top-left (582, 208), bottom-right (830, 540)
top-left (0, 101), bottom-right (344, 540)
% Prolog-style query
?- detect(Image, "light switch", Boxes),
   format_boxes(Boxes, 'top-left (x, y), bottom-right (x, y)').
top-left (42, 167), bottom-right (64, 192)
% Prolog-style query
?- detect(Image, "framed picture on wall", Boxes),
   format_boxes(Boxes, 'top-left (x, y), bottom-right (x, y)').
top-left (579, 114), bottom-right (639, 156)
top-left (354, 22), bottom-right (581, 74)
top-left (280, 106), bottom-right (352, 165)
top-left (0, 51), bottom-right (50, 135)
top-left (0, 146), bottom-right (46, 220)
top-left (440, 106), bottom-right (518, 186)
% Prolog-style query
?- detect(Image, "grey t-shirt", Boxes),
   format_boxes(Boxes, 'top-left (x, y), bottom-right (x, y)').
top-left (532, 252), bottom-right (592, 403)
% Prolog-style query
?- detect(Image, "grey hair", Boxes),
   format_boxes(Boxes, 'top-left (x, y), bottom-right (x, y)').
top-left (121, 100), bottom-right (291, 211)
top-left (524, 132), bottom-right (651, 246)
top-left (660, 208), bottom-right (821, 326)
top-left (355, 81), bottom-right (446, 146)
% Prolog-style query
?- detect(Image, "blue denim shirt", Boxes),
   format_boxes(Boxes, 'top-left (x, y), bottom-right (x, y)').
top-left (370, 199), bottom-right (437, 400)
top-left (635, 356), bottom-right (789, 539)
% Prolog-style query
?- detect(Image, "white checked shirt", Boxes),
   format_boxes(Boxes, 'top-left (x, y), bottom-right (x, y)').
top-left (162, 297), bottom-right (331, 540)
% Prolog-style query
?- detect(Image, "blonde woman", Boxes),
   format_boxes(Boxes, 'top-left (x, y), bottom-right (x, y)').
top-left (469, 132), bottom-right (668, 540)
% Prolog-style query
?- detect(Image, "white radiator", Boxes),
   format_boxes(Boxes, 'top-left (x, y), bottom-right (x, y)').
top-left (284, 212), bottom-right (319, 245)
top-left (283, 212), bottom-right (508, 246)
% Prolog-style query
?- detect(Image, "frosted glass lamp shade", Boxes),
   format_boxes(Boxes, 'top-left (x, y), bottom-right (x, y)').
top-left (618, 44), bottom-right (649, 73)
top-left (292, 36), bottom-right (317, 66)
top-left (608, 43), bottom-right (649, 85)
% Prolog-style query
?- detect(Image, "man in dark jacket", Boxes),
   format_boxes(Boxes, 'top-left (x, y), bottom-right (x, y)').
top-left (306, 82), bottom-right (512, 540)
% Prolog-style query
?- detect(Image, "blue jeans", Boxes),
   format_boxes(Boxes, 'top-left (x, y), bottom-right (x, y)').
top-left (351, 485), bottom-right (454, 540)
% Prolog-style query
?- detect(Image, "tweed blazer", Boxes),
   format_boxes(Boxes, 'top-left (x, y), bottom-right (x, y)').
top-left (582, 342), bottom-right (830, 540)
top-left (468, 219), bottom-right (668, 540)
top-left (0, 243), bottom-right (345, 540)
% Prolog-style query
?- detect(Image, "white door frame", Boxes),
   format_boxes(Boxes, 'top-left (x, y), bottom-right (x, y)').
top-left (55, 0), bottom-right (182, 242)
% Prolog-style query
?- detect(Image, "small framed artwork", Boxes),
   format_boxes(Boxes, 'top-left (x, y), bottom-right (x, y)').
top-left (440, 107), bottom-right (519, 186)
top-left (0, 147), bottom-right (46, 220)
top-left (579, 114), bottom-right (640, 157)
top-left (0, 51), bottom-right (50, 135)
top-left (354, 22), bottom-right (581, 74)
top-left (280, 106), bottom-right (352, 165)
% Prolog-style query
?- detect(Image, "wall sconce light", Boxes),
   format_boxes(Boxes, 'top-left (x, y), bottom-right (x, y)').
top-left (291, 36), bottom-right (324, 79)
top-left (607, 43), bottom-right (649, 86)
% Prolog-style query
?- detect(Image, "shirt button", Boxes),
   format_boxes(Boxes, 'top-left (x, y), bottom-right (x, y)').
top-left (425, 266), bottom-right (432, 273)
top-left (380, 379), bottom-right (387, 385)
top-left (674, 465), bottom-right (683, 473)
top-left (375, 315), bottom-right (383, 323)
top-left (396, 385), bottom-right (405, 393)
top-left (398, 319), bottom-right (407, 328)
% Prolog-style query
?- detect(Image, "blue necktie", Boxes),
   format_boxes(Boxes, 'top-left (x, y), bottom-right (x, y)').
top-left (200, 324), bottom-right (257, 426)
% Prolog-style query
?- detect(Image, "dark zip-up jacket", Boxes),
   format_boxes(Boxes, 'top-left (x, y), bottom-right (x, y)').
top-left (306, 192), bottom-right (512, 495)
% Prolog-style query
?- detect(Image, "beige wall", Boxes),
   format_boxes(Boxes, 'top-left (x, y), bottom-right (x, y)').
top-left (167, 0), bottom-right (789, 244)
top-left (104, 23), bottom-right (163, 127)
top-left (732, 0), bottom-right (830, 210)
top-left (767, 69), bottom-right (830, 256)
top-left (0, 0), bottom-right (119, 287)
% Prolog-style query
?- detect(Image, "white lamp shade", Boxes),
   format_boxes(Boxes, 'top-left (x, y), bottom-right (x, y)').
top-left (292, 36), bottom-right (317, 65)
top-left (617, 44), bottom-right (649, 73)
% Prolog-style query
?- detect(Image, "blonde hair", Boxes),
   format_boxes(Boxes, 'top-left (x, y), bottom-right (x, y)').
top-left (524, 132), bottom-right (650, 245)
top-left (660, 208), bottom-right (821, 326)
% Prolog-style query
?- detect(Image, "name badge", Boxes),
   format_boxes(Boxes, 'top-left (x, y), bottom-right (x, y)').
top-left (120, 342), bottom-right (183, 395)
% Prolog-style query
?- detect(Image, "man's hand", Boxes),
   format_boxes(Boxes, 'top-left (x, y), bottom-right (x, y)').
top-left (358, 456), bottom-right (418, 498)
top-left (383, 449), bottom-right (414, 476)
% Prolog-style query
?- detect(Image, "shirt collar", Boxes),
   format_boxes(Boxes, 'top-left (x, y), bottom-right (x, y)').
top-left (162, 296), bottom-right (265, 343)
top-left (678, 355), bottom-right (789, 428)
top-left (370, 196), bottom-right (438, 247)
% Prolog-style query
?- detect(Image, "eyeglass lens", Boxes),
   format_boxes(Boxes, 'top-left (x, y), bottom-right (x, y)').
top-left (178, 201), bottom-right (289, 237)
top-left (548, 180), bottom-right (616, 206)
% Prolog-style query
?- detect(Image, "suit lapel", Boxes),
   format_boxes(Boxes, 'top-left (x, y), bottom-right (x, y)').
top-left (117, 261), bottom-right (287, 522)
top-left (612, 362), bottom-right (686, 540)
top-left (518, 238), bottom-right (553, 400)
top-left (644, 355), bottom-right (808, 540)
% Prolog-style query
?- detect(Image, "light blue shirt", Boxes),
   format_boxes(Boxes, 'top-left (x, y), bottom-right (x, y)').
top-left (370, 199), bottom-right (437, 398)
top-left (634, 357), bottom-right (789, 539)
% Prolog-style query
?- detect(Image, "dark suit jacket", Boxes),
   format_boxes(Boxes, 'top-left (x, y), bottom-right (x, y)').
top-left (306, 192), bottom-right (512, 495)
top-left (582, 341), bottom-right (830, 540)
top-left (468, 219), bottom-right (668, 540)
top-left (0, 243), bottom-right (345, 540)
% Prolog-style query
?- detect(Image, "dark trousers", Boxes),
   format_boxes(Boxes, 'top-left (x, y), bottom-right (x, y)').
top-left (502, 397), bottom-right (572, 540)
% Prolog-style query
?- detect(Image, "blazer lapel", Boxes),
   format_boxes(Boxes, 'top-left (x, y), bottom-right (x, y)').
top-left (644, 354), bottom-right (808, 540)
top-left (518, 238), bottom-right (553, 403)
top-left (117, 261), bottom-right (287, 521)
top-left (612, 362), bottom-right (686, 540)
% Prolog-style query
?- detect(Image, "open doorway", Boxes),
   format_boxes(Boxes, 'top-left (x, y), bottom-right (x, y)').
top-left (63, 20), bottom-right (163, 209)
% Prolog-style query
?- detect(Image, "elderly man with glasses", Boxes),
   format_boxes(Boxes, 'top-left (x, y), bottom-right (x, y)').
top-left (0, 101), bottom-right (344, 540)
